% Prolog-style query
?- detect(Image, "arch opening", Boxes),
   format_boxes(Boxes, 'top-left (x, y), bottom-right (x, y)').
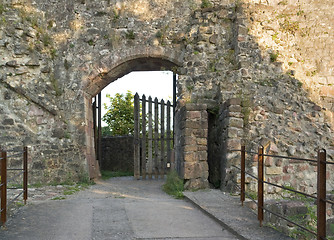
top-left (85, 56), bottom-right (181, 179)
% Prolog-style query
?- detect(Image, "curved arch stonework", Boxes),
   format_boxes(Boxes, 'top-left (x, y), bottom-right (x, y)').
top-left (1, 0), bottom-right (334, 192)
top-left (83, 46), bottom-right (184, 97)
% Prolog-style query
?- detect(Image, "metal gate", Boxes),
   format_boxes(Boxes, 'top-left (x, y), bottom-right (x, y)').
top-left (133, 93), bottom-right (174, 179)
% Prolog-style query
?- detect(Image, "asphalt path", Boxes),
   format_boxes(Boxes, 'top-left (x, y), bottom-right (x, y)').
top-left (0, 177), bottom-right (238, 240)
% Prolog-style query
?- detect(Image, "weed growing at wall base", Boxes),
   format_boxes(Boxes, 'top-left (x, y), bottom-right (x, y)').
top-left (162, 171), bottom-right (184, 199)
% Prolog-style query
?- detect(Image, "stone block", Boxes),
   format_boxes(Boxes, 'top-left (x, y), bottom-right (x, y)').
top-left (186, 111), bottom-right (201, 119)
top-left (266, 167), bottom-right (282, 175)
top-left (185, 121), bottom-right (201, 129)
top-left (3, 118), bottom-right (14, 125)
top-left (226, 139), bottom-right (241, 150)
top-left (224, 117), bottom-right (243, 128)
top-left (185, 103), bottom-right (207, 111)
top-left (228, 105), bottom-right (242, 112)
top-left (184, 136), bottom-right (196, 145)
top-left (197, 138), bottom-right (207, 146)
top-left (184, 152), bottom-right (197, 162)
top-left (197, 151), bottom-right (207, 161)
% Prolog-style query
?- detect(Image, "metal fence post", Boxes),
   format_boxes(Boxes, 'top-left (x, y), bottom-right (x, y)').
top-left (258, 146), bottom-right (264, 227)
top-left (241, 145), bottom-right (245, 206)
top-left (23, 146), bottom-right (28, 205)
top-left (317, 149), bottom-right (326, 240)
top-left (1, 150), bottom-right (7, 225)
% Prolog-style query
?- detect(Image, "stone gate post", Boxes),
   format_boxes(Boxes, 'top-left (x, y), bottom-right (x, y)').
top-left (175, 103), bottom-right (209, 190)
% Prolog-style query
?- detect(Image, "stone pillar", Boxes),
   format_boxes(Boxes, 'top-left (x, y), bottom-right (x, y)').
top-left (84, 95), bottom-right (100, 179)
top-left (220, 98), bottom-right (243, 191)
top-left (175, 103), bottom-right (209, 190)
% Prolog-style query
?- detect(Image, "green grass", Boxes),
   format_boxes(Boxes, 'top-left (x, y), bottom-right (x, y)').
top-left (51, 196), bottom-right (66, 200)
top-left (101, 170), bottom-right (133, 180)
top-left (162, 171), bottom-right (184, 199)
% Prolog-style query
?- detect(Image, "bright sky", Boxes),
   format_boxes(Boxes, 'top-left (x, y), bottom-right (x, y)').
top-left (101, 71), bottom-right (174, 125)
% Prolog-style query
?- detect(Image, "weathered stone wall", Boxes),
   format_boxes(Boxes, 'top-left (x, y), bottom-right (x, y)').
top-left (175, 103), bottom-right (209, 189)
top-left (101, 136), bottom-right (133, 173)
top-left (0, 0), bottom-right (333, 190)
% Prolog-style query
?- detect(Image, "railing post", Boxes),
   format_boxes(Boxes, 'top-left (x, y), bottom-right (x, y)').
top-left (258, 146), bottom-right (264, 227)
top-left (23, 146), bottom-right (28, 205)
top-left (317, 149), bottom-right (326, 240)
top-left (241, 145), bottom-right (245, 206)
top-left (1, 149), bottom-right (7, 226)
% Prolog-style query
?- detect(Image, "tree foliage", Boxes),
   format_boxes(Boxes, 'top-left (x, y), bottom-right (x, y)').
top-left (102, 91), bottom-right (134, 136)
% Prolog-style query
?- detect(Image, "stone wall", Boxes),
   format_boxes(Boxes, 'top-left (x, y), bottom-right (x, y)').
top-left (175, 103), bottom-right (209, 189)
top-left (101, 136), bottom-right (134, 173)
top-left (0, 0), bottom-right (334, 190)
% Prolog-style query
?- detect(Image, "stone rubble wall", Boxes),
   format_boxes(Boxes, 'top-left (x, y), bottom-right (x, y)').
top-left (101, 136), bottom-right (134, 173)
top-left (0, 0), bottom-right (333, 191)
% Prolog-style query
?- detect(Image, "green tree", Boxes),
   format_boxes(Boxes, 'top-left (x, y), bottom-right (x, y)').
top-left (102, 91), bottom-right (134, 136)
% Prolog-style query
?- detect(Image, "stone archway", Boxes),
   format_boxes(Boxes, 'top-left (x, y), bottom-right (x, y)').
top-left (82, 48), bottom-right (183, 178)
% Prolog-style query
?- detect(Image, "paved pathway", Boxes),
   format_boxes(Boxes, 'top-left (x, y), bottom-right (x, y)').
top-left (0, 177), bottom-right (238, 240)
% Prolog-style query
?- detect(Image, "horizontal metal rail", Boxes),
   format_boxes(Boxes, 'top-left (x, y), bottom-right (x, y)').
top-left (229, 149), bottom-right (258, 155)
top-left (7, 191), bottom-right (24, 207)
top-left (232, 145), bottom-right (332, 240)
top-left (262, 153), bottom-right (317, 163)
top-left (7, 168), bottom-right (24, 171)
top-left (262, 205), bottom-right (317, 236)
top-left (6, 152), bottom-right (24, 158)
top-left (263, 180), bottom-right (317, 200)
top-left (7, 171), bottom-right (24, 183)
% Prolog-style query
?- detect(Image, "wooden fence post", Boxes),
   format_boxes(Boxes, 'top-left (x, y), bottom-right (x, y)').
top-left (148, 96), bottom-right (153, 179)
top-left (258, 146), bottom-right (264, 227)
top-left (160, 99), bottom-right (165, 178)
top-left (141, 95), bottom-right (147, 180)
top-left (317, 149), bottom-right (326, 240)
top-left (134, 93), bottom-right (140, 180)
top-left (166, 100), bottom-right (171, 172)
top-left (154, 97), bottom-right (159, 179)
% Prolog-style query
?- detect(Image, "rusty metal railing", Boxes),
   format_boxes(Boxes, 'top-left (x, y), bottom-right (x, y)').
top-left (231, 145), bottom-right (333, 240)
top-left (0, 146), bottom-right (28, 226)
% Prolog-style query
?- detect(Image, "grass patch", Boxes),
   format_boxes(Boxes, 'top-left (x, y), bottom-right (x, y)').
top-left (162, 171), bottom-right (184, 199)
top-left (51, 196), bottom-right (66, 200)
top-left (101, 170), bottom-right (133, 180)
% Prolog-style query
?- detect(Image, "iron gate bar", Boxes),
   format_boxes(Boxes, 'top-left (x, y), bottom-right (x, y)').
top-left (7, 168), bottom-right (24, 171)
